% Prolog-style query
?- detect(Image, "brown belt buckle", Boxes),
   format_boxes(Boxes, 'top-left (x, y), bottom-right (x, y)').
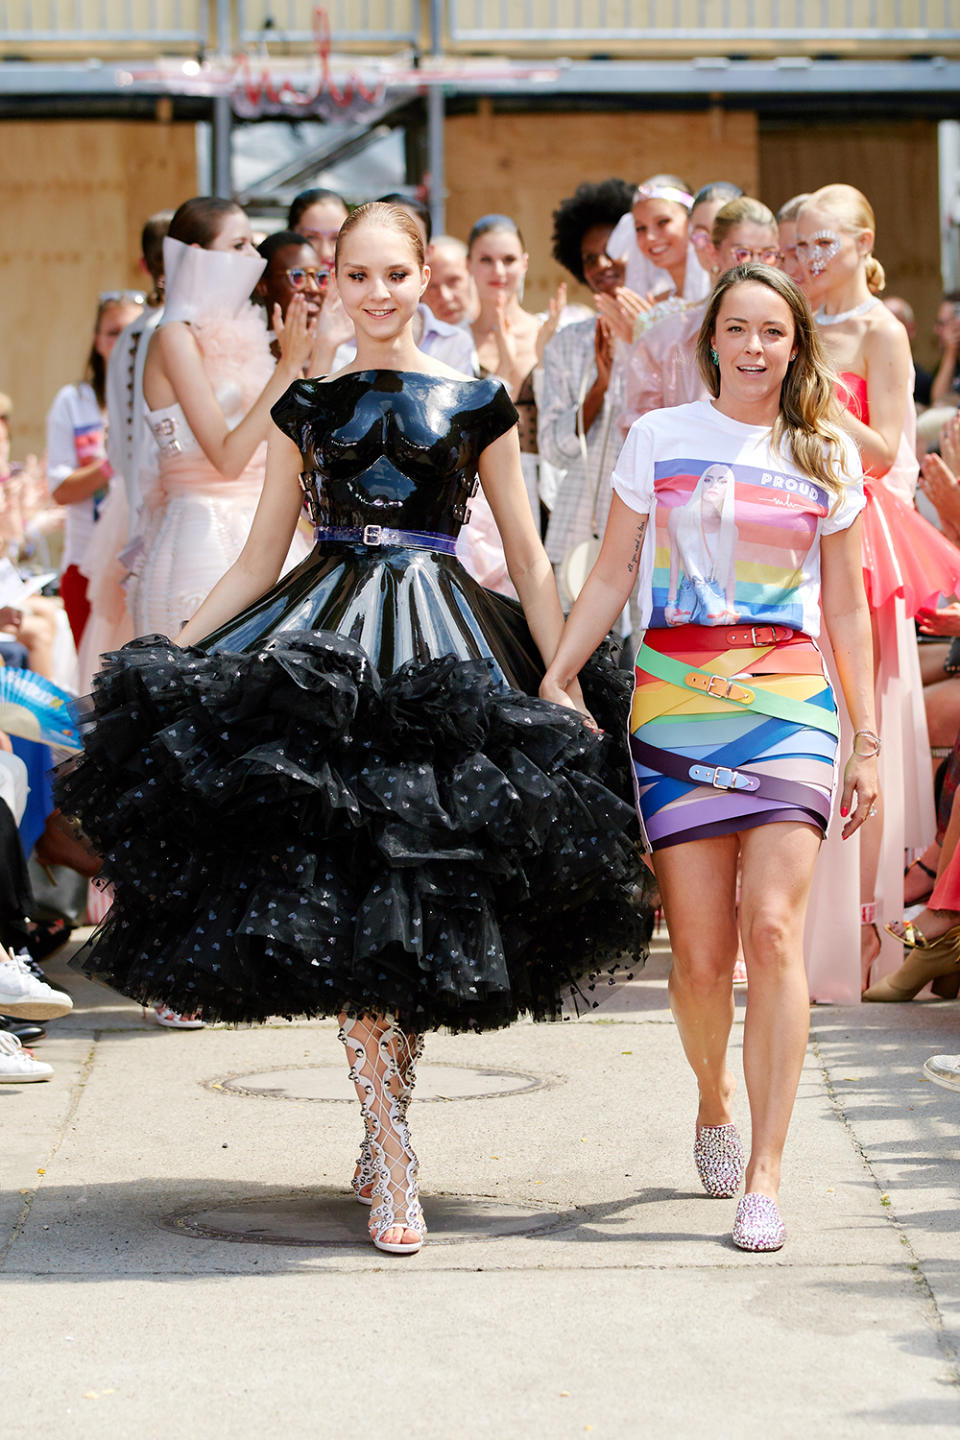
top-left (685, 671), bottom-right (755, 705)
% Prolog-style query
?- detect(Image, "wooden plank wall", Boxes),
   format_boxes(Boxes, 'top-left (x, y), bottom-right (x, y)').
top-left (0, 120), bottom-right (197, 456)
top-left (759, 117), bottom-right (942, 368)
top-left (444, 105), bottom-right (759, 313)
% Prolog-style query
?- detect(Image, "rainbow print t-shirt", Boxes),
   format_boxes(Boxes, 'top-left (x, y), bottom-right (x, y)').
top-left (611, 400), bottom-right (864, 638)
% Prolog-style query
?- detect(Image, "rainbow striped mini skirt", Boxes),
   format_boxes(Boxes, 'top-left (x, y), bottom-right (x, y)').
top-left (629, 624), bottom-right (839, 851)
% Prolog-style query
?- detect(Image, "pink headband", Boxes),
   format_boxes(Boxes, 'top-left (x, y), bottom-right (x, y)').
top-left (634, 184), bottom-right (694, 210)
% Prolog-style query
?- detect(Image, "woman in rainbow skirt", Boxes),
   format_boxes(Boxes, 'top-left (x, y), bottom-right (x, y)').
top-left (542, 263), bottom-right (878, 1252)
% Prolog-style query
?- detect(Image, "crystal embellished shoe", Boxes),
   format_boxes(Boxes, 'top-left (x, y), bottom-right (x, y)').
top-left (732, 1193), bottom-right (786, 1252)
top-left (341, 1017), bottom-right (426, 1255)
top-left (694, 1121), bottom-right (745, 1198)
top-left (352, 1032), bottom-right (422, 1206)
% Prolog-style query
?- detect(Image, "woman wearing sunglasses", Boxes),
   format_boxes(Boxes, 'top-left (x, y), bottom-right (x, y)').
top-left (255, 230), bottom-right (328, 361)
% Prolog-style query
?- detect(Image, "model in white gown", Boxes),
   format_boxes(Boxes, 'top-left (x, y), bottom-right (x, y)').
top-left (130, 238), bottom-right (310, 638)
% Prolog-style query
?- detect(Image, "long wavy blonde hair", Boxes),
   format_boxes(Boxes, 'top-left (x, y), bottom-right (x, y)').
top-left (696, 263), bottom-right (851, 499)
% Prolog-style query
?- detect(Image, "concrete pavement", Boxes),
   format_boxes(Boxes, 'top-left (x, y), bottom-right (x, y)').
top-left (3, 932), bottom-right (959, 1439)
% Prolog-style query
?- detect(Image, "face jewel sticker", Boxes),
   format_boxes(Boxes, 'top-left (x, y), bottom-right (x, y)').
top-left (797, 229), bottom-right (841, 276)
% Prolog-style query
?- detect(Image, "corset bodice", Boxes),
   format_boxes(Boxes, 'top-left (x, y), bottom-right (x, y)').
top-left (271, 370), bottom-right (518, 536)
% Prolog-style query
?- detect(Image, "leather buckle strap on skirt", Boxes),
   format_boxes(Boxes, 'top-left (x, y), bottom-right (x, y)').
top-left (313, 524), bottom-right (459, 556)
top-left (635, 643), bottom-right (840, 739)
top-left (688, 763), bottom-right (760, 792)
top-left (629, 735), bottom-right (832, 825)
top-left (724, 625), bottom-right (796, 647)
top-left (684, 672), bottom-right (755, 705)
top-left (652, 624), bottom-right (799, 651)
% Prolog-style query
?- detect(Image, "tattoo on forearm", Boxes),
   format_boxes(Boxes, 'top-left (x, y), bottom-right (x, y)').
top-left (626, 518), bottom-right (648, 574)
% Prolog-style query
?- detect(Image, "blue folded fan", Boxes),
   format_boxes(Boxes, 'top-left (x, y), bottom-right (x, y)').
top-left (0, 668), bottom-right (80, 750)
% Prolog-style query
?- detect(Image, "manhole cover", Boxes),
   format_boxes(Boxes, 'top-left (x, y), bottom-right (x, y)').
top-left (206, 1062), bottom-right (556, 1103)
top-left (164, 1192), bottom-right (575, 1247)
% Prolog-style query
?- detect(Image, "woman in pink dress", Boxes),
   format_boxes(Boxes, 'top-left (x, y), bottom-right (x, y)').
top-left (131, 196), bottom-right (314, 643)
top-left (796, 184), bottom-right (960, 999)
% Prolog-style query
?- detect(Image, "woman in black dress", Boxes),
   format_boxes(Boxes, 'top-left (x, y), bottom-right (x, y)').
top-left (57, 204), bottom-right (646, 1256)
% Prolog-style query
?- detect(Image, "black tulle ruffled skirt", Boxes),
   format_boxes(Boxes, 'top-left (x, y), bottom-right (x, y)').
top-left (55, 547), bottom-right (651, 1032)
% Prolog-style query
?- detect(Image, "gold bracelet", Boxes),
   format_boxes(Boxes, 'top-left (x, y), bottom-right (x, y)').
top-left (853, 729), bottom-right (881, 758)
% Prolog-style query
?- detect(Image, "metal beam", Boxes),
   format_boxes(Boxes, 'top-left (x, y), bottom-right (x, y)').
top-left (426, 83), bottom-right (445, 236)
top-left (234, 99), bottom-right (418, 204)
top-left (1, 56), bottom-right (960, 102)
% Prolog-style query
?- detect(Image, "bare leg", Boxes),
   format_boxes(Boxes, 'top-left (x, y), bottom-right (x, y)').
top-left (924, 677), bottom-right (960, 749)
top-left (919, 642), bottom-right (951, 687)
top-left (653, 835), bottom-right (740, 1129)
top-left (860, 613), bottom-right (884, 986)
top-left (738, 822), bottom-right (821, 1201)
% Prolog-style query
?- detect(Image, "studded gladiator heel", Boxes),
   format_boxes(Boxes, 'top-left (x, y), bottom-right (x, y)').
top-left (350, 1033), bottom-right (424, 1207)
top-left (340, 1016), bottom-right (426, 1254)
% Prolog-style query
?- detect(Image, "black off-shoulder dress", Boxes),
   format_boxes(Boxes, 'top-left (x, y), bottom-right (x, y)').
top-left (56, 372), bottom-right (649, 1031)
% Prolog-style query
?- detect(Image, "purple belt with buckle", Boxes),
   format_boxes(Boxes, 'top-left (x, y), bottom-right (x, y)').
top-left (629, 735), bottom-right (831, 826)
top-left (313, 524), bottom-right (458, 556)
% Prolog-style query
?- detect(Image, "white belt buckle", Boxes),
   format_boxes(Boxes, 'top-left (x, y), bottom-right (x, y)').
top-left (362, 524), bottom-right (383, 546)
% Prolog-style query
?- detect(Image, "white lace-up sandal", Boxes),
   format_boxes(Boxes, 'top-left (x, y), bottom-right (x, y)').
top-left (351, 1031), bottom-right (423, 1206)
top-left (340, 1016), bottom-right (425, 1254)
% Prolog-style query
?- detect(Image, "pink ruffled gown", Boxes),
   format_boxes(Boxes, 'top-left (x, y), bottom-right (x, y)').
top-left (804, 374), bottom-right (960, 1001)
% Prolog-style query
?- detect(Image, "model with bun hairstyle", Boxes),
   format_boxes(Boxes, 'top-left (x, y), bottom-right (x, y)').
top-left (542, 263), bottom-right (877, 1251)
top-left (56, 201), bottom-right (649, 1257)
top-left (795, 184), bottom-right (960, 1000)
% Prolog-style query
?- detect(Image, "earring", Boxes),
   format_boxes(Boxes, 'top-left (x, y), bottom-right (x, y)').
top-left (710, 347), bottom-right (719, 365)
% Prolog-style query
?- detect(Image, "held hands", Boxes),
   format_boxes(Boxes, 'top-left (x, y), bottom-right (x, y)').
top-left (839, 755), bottom-right (880, 840)
top-left (273, 295), bottom-right (319, 375)
top-left (539, 672), bottom-right (600, 733)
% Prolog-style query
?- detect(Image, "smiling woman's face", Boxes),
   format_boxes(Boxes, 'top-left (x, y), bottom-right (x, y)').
top-left (631, 198), bottom-right (688, 271)
top-left (711, 280), bottom-right (796, 409)
top-left (335, 220), bottom-right (426, 341)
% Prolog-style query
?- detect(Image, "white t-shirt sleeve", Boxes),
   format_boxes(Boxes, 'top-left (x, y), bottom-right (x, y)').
top-left (610, 418), bottom-right (655, 514)
top-left (45, 385), bottom-right (82, 484)
top-left (821, 434), bottom-right (866, 535)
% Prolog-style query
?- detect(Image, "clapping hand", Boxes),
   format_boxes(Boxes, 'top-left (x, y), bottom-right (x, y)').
top-left (536, 282), bottom-right (567, 361)
top-left (273, 294), bottom-right (319, 375)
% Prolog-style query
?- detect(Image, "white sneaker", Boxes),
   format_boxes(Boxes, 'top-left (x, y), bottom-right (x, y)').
top-left (0, 1030), bottom-right (53, 1082)
top-left (923, 1054), bottom-right (960, 1092)
top-left (153, 1006), bottom-right (205, 1030)
top-left (0, 951), bottom-right (73, 1020)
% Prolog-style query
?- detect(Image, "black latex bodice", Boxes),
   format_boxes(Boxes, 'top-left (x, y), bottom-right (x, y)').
top-left (271, 370), bottom-right (519, 536)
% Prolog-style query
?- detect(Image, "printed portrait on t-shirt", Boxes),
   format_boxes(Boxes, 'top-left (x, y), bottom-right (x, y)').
top-left (651, 457), bottom-right (828, 629)
top-left (665, 464), bottom-right (740, 626)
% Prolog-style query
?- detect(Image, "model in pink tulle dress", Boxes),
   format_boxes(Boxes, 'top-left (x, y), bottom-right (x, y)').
top-left (129, 239), bottom-right (311, 640)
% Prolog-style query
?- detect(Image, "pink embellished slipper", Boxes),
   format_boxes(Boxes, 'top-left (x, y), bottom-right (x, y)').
top-left (694, 1121), bottom-right (745, 1199)
top-left (732, 1193), bottom-right (786, 1252)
